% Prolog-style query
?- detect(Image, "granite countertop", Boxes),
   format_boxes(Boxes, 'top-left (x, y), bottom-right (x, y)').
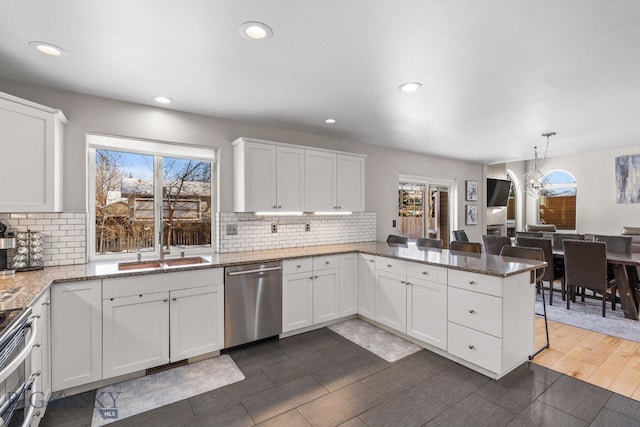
top-left (0, 241), bottom-right (545, 311)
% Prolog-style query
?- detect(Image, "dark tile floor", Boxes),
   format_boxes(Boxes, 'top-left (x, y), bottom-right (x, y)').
top-left (40, 327), bottom-right (640, 427)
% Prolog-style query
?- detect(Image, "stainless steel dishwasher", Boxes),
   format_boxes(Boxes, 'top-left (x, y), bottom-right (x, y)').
top-left (224, 261), bottom-right (282, 348)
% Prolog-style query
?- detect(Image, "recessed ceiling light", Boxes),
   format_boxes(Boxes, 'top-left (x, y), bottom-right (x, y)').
top-left (153, 96), bottom-right (173, 104)
top-left (239, 21), bottom-right (273, 40)
top-left (29, 41), bottom-right (68, 57)
top-left (398, 82), bottom-right (422, 93)
top-left (325, 118), bottom-right (336, 124)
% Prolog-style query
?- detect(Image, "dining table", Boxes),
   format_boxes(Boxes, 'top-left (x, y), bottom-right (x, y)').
top-left (552, 249), bottom-right (640, 320)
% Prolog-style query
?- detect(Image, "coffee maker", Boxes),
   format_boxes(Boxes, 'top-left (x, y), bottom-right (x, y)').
top-left (0, 221), bottom-right (16, 276)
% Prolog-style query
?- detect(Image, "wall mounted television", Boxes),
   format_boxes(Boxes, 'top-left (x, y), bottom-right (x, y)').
top-left (486, 178), bottom-right (512, 207)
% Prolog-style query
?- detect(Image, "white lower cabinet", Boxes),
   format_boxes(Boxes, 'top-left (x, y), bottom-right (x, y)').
top-left (312, 268), bottom-right (340, 324)
top-left (103, 292), bottom-right (170, 379)
top-left (51, 280), bottom-right (103, 391)
top-left (339, 253), bottom-right (357, 317)
top-left (374, 270), bottom-right (407, 333)
top-left (102, 269), bottom-right (224, 380)
top-left (406, 278), bottom-right (447, 350)
top-left (357, 254), bottom-right (375, 319)
top-left (30, 290), bottom-right (51, 427)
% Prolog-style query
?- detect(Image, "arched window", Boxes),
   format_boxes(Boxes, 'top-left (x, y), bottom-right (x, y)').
top-left (539, 170), bottom-right (577, 230)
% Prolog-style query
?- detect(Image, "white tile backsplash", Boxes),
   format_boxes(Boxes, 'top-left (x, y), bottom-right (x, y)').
top-left (216, 212), bottom-right (376, 253)
top-left (0, 212), bottom-right (87, 266)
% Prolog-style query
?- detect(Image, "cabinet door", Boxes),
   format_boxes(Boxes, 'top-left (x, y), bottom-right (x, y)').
top-left (277, 145), bottom-right (305, 211)
top-left (0, 96), bottom-right (63, 212)
top-left (313, 268), bottom-right (340, 324)
top-left (103, 292), bottom-right (170, 379)
top-left (336, 154), bottom-right (365, 212)
top-left (51, 280), bottom-right (102, 391)
top-left (374, 271), bottom-right (407, 333)
top-left (304, 150), bottom-right (337, 212)
top-left (170, 285), bottom-right (224, 361)
top-left (31, 289), bottom-right (51, 426)
top-left (407, 278), bottom-right (447, 350)
top-left (240, 141), bottom-right (277, 212)
top-left (283, 272), bottom-right (313, 332)
top-left (339, 253), bottom-right (357, 316)
top-left (357, 254), bottom-right (375, 319)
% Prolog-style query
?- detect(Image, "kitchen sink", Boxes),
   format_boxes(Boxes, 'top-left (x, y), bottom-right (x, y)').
top-left (163, 257), bottom-right (207, 267)
top-left (117, 256), bottom-right (208, 271)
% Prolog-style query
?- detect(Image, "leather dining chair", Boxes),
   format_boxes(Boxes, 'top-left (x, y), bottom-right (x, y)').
top-left (449, 241), bottom-right (482, 253)
top-left (552, 233), bottom-right (585, 250)
top-left (516, 236), bottom-right (562, 305)
top-left (563, 240), bottom-right (616, 317)
top-left (415, 237), bottom-right (442, 249)
top-left (452, 230), bottom-right (469, 242)
top-left (593, 234), bottom-right (632, 255)
top-left (515, 231), bottom-right (543, 241)
top-left (386, 234), bottom-right (409, 245)
top-left (481, 235), bottom-right (512, 255)
top-left (500, 245), bottom-right (549, 359)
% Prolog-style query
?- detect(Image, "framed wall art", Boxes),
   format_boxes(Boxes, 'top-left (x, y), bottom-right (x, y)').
top-left (465, 204), bottom-right (478, 225)
top-left (466, 180), bottom-right (478, 201)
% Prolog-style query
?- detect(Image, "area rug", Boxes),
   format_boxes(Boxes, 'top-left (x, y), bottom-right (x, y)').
top-left (536, 293), bottom-right (640, 342)
top-left (90, 355), bottom-right (244, 426)
top-left (329, 319), bottom-right (421, 362)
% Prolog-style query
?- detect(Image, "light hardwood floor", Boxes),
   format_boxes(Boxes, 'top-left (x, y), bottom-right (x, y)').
top-left (532, 317), bottom-right (640, 400)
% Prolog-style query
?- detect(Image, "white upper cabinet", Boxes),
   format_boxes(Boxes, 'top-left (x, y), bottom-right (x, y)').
top-left (233, 137), bottom-right (365, 213)
top-left (0, 91), bottom-right (66, 212)
top-left (233, 138), bottom-right (304, 212)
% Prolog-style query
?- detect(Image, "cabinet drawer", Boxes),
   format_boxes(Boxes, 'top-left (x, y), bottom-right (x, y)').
top-left (313, 255), bottom-right (340, 271)
top-left (407, 262), bottom-right (447, 284)
top-left (375, 256), bottom-right (407, 275)
top-left (283, 258), bottom-right (313, 275)
top-left (448, 269), bottom-right (502, 297)
top-left (448, 322), bottom-right (502, 373)
top-left (448, 287), bottom-right (502, 338)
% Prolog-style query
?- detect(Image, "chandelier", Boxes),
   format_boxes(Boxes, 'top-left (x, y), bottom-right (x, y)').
top-left (522, 132), bottom-right (555, 198)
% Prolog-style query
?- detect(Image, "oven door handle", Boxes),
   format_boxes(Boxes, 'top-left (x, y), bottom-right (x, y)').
top-left (0, 315), bottom-right (38, 384)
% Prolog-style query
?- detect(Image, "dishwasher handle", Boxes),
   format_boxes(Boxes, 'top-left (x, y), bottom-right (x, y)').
top-left (227, 266), bottom-right (282, 276)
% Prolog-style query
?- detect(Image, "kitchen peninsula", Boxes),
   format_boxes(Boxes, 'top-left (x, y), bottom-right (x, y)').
top-left (0, 242), bottom-right (545, 424)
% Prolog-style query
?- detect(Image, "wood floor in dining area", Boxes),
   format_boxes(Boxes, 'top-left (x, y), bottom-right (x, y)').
top-left (532, 317), bottom-right (640, 401)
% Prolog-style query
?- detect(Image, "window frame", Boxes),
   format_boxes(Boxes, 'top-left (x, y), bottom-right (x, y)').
top-left (538, 169), bottom-right (577, 231)
top-left (87, 133), bottom-right (217, 261)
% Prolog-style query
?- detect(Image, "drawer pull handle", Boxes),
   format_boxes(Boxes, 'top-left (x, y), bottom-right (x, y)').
top-left (422, 271), bottom-right (429, 275)
top-left (468, 309), bottom-right (475, 314)
top-left (468, 345), bottom-right (475, 349)
top-left (469, 280), bottom-right (477, 285)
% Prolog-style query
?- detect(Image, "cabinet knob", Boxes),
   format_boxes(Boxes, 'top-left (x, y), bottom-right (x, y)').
top-left (42, 301), bottom-right (50, 306)
top-left (172, 297), bottom-right (177, 301)
top-left (314, 275), bottom-right (319, 279)
top-left (369, 259), bottom-right (374, 263)
top-left (162, 298), bottom-right (168, 302)
top-left (33, 343), bottom-right (41, 348)
top-left (297, 265), bottom-right (301, 268)
top-left (468, 345), bottom-right (475, 350)
top-left (33, 410), bottom-right (41, 418)
top-left (401, 280), bottom-right (406, 284)
top-left (139, 294), bottom-right (143, 297)
top-left (277, 205), bottom-right (282, 209)
top-left (387, 264), bottom-right (392, 268)
top-left (468, 280), bottom-right (477, 285)
top-left (468, 309), bottom-right (476, 314)
top-left (325, 261), bottom-right (330, 265)
top-left (309, 276), bottom-right (314, 280)
top-left (422, 271), bottom-right (429, 275)
top-left (272, 205), bottom-right (277, 209)
top-left (337, 206), bottom-right (342, 209)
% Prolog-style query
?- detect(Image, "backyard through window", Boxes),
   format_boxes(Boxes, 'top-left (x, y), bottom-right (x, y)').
top-left (94, 148), bottom-right (212, 256)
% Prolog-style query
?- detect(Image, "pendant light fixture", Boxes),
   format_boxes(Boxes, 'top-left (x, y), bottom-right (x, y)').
top-left (522, 132), bottom-right (556, 197)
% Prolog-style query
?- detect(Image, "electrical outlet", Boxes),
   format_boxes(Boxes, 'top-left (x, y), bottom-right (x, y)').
top-left (226, 223), bottom-right (237, 235)
top-left (305, 223), bottom-right (310, 232)
top-left (392, 219), bottom-right (397, 228)
top-left (271, 223), bottom-right (278, 233)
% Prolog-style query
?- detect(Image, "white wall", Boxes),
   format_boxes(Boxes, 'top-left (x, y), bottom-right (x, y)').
top-left (0, 79), bottom-right (484, 243)
top-left (508, 146), bottom-right (640, 235)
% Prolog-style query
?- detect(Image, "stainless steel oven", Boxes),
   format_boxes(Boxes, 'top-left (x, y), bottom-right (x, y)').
top-left (0, 307), bottom-right (39, 427)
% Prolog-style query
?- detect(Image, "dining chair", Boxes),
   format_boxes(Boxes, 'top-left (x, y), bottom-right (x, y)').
top-left (563, 240), bottom-right (616, 317)
top-left (386, 234), bottom-right (409, 244)
top-left (415, 237), bottom-right (442, 249)
top-left (593, 234), bottom-right (632, 255)
top-left (499, 245), bottom-right (549, 359)
top-left (515, 231), bottom-right (543, 242)
top-left (449, 241), bottom-right (482, 253)
top-left (552, 233), bottom-right (585, 250)
top-left (481, 235), bottom-right (512, 255)
top-left (452, 230), bottom-right (469, 242)
top-left (525, 224), bottom-right (557, 232)
top-left (515, 236), bottom-right (563, 305)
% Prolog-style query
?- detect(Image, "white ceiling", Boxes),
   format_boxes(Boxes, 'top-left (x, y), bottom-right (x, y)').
top-left (1, 1), bottom-right (639, 164)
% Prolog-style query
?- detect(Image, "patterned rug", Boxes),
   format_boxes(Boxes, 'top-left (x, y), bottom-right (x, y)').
top-left (91, 355), bottom-right (244, 426)
top-left (536, 292), bottom-right (640, 342)
top-left (329, 318), bottom-right (421, 362)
